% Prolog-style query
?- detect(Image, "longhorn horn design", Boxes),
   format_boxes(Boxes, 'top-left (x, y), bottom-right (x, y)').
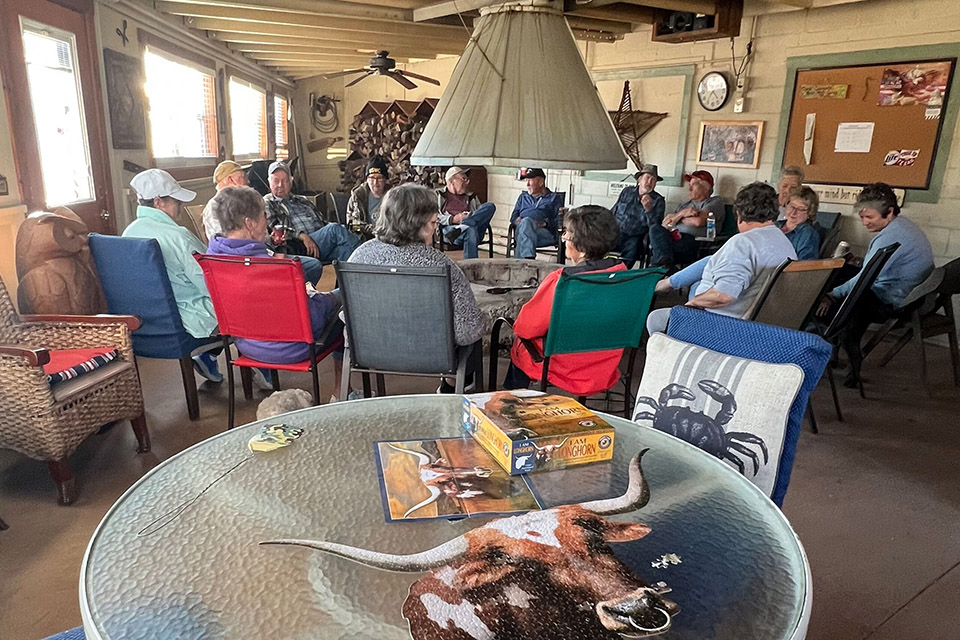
top-left (531, 436), bottom-right (570, 451)
top-left (387, 443), bottom-right (446, 518)
top-left (259, 536), bottom-right (470, 572)
top-left (577, 449), bottom-right (650, 515)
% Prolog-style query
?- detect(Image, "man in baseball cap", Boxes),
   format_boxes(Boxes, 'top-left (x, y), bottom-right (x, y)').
top-left (511, 168), bottom-right (563, 259)
top-left (122, 169), bottom-right (222, 381)
top-left (648, 169), bottom-right (727, 270)
top-left (346, 156), bottom-right (391, 237)
top-left (437, 166), bottom-right (497, 259)
top-left (201, 161), bottom-right (248, 240)
top-left (611, 163), bottom-right (665, 268)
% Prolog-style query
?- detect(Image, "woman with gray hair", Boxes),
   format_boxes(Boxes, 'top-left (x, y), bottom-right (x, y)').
top-left (348, 183), bottom-right (485, 390)
top-left (206, 185), bottom-right (341, 373)
top-left (776, 185), bottom-right (821, 260)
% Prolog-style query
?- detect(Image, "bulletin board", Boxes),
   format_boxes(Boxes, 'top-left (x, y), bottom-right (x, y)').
top-left (782, 58), bottom-right (956, 189)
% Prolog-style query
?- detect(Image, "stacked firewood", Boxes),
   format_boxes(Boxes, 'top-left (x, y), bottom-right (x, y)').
top-left (338, 99), bottom-right (445, 191)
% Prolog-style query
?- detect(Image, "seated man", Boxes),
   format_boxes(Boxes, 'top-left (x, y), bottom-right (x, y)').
top-left (346, 156), bottom-right (391, 237)
top-left (648, 170), bottom-right (726, 270)
top-left (264, 161), bottom-right (360, 273)
top-left (647, 182), bottom-right (797, 334)
top-left (612, 163), bottom-right (665, 268)
top-left (207, 186), bottom-right (341, 380)
top-left (511, 168), bottom-right (564, 259)
top-left (122, 168), bottom-right (222, 382)
top-left (776, 165), bottom-right (805, 221)
top-left (438, 166), bottom-right (497, 259)
top-left (819, 182), bottom-right (934, 387)
top-left (206, 161), bottom-right (323, 283)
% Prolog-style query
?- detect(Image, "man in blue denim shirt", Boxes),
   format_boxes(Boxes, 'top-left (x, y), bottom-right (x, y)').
top-left (612, 163), bottom-right (665, 267)
top-left (511, 168), bottom-right (564, 259)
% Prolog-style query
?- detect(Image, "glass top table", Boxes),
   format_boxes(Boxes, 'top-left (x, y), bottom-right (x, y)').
top-left (80, 395), bottom-right (810, 640)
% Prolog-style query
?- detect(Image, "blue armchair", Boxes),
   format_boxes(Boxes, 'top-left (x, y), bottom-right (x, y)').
top-left (664, 306), bottom-right (832, 507)
top-left (89, 235), bottom-right (220, 420)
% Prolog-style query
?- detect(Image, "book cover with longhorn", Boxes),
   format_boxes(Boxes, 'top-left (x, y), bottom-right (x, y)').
top-left (462, 391), bottom-right (616, 475)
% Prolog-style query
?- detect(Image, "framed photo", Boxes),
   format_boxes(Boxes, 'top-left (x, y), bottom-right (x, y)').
top-left (102, 48), bottom-right (146, 149)
top-left (696, 120), bottom-right (764, 169)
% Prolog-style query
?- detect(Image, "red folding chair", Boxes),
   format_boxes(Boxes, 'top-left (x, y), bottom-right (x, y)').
top-left (194, 254), bottom-right (343, 429)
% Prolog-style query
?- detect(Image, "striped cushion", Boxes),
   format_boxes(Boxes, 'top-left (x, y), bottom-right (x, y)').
top-left (44, 348), bottom-right (120, 385)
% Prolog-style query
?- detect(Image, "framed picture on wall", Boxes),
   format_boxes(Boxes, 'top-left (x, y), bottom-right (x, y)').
top-left (102, 48), bottom-right (147, 150)
top-left (696, 120), bottom-right (764, 169)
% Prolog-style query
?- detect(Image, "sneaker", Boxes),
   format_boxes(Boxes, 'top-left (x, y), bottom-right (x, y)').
top-left (437, 375), bottom-right (476, 394)
top-left (192, 352), bottom-right (223, 383)
top-left (444, 227), bottom-right (463, 245)
top-left (347, 389), bottom-right (367, 401)
top-left (252, 368), bottom-right (274, 391)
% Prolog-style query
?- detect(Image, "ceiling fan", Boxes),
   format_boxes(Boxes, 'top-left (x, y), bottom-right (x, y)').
top-left (323, 51), bottom-right (441, 90)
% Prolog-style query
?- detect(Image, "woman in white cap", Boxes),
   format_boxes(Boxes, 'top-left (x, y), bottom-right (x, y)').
top-left (122, 168), bottom-right (222, 382)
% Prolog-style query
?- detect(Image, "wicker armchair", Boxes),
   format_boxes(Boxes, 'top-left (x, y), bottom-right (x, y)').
top-left (0, 277), bottom-right (149, 505)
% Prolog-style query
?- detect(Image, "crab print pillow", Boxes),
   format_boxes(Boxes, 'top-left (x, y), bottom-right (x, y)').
top-left (632, 333), bottom-right (804, 497)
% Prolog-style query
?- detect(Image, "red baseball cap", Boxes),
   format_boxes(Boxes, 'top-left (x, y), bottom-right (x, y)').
top-left (683, 170), bottom-right (714, 189)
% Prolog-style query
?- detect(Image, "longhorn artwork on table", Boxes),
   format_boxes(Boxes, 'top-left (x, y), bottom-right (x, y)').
top-left (373, 438), bottom-right (541, 522)
top-left (262, 450), bottom-right (679, 639)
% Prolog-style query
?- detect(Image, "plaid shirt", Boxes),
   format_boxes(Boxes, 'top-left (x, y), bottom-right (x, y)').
top-left (263, 193), bottom-right (326, 235)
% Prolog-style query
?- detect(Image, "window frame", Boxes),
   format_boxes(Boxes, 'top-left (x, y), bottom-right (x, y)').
top-left (273, 92), bottom-right (290, 160)
top-left (139, 30), bottom-right (219, 179)
top-left (228, 73), bottom-right (269, 162)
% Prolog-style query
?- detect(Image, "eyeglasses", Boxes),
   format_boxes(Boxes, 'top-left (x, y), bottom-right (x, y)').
top-left (561, 229), bottom-right (573, 241)
top-left (786, 204), bottom-right (810, 214)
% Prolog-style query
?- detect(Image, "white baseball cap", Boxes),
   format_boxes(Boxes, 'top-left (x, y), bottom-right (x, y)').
top-left (444, 166), bottom-right (470, 182)
top-left (130, 168), bottom-right (196, 202)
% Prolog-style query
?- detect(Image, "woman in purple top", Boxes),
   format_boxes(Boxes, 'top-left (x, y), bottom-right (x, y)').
top-left (206, 186), bottom-right (340, 368)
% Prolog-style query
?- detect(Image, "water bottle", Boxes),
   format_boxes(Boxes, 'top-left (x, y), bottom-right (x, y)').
top-left (705, 210), bottom-right (716, 240)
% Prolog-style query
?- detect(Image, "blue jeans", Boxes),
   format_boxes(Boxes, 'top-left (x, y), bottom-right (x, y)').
top-left (648, 225), bottom-right (699, 267)
top-left (514, 217), bottom-right (557, 259)
top-left (618, 232), bottom-right (647, 268)
top-left (299, 256), bottom-right (323, 284)
top-left (308, 224), bottom-right (361, 264)
top-left (444, 203), bottom-right (497, 259)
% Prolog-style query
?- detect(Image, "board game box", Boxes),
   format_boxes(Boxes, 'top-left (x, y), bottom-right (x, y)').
top-left (462, 390), bottom-right (615, 475)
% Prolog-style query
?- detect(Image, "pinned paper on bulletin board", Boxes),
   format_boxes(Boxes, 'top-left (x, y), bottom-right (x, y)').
top-left (834, 122), bottom-right (875, 153)
top-left (800, 84), bottom-right (848, 100)
top-left (803, 113), bottom-right (816, 164)
top-left (883, 149), bottom-right (920, 167)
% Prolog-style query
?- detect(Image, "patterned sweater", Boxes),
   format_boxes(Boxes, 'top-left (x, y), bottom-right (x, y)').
top-left (347, 240), bottom-right (486, 346)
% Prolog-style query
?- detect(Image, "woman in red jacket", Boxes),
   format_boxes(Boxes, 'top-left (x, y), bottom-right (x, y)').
top-left (503, 205), bottom-right (626, 394)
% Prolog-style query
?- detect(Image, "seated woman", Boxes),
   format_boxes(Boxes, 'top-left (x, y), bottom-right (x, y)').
top-left (776, 186), bottom-right (821, 260)
top-left (348, 183), bottom-right (485, 391)
top-left (503, 205), bottom-right (625, 395)
top-left (206, 186), bottom-right (340, 368)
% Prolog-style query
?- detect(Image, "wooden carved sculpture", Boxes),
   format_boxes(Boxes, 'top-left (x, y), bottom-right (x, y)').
top-left (15, 208), bottom-right (107, 315)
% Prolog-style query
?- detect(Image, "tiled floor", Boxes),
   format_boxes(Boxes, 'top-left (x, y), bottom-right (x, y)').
top-left (1, 266), bottom-right (959, 639)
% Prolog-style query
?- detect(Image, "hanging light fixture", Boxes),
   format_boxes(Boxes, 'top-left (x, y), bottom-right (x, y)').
top-left (411, 0), bottom-right (627, 171)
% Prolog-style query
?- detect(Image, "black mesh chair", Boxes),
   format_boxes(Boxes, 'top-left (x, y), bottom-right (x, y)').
top-left (329, 192), bottom-right (350, 226)
top-left (814, 243), bottom-right (900, 421)
top-left (335, 262), bottom-right (482, 398)
top-left (814, 211), bottom-right (843, 258)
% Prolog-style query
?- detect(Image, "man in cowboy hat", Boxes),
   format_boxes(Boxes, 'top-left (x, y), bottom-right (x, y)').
top-left (611, 163), bottom-right (665, 268)
top-left (437, 166), bottom-right (497, 259)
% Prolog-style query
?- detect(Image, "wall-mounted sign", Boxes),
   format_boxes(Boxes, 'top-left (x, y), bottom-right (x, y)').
top-left (0, 174), bottom-right (8, 197)
top-left (809, 183), bottom-right (905, 207)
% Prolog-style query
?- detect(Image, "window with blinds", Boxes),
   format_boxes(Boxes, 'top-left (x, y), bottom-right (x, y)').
top-left (274, 95), bottom-right (289, 160)
top-left (144, 47), bottom-right (217, 164)
top-left (230, 77), bottom-right (267, 159)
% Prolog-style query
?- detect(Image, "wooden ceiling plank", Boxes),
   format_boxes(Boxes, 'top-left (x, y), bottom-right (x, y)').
top-left (191, 18), bottom-right (468, 51)
top-left (567, 5), bottom-right (655, 23)
top-left (219, 33), bottom-right (459, 54)
top-left (412, 0), bottom-right (496, 22)
top-left (158, 1), bottom-right (465, 38)
top-left (155, 0), bottom-right (414, 22)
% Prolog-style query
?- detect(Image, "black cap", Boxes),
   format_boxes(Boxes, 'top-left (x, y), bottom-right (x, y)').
top-left (518, 167), bottom-right (546, 180)
top-left (367, 156), bottom-right (388, 177)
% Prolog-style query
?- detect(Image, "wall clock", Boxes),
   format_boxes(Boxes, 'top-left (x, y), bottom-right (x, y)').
top-left (698, 72), bottom-right (730, 111)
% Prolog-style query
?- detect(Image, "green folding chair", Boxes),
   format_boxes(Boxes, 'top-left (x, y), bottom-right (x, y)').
top-left (490, 267), bottom-right (665, 417)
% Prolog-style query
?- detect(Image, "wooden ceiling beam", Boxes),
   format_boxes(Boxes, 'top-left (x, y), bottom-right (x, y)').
top-left (231, 45), bottom-right (435, 58)
top-left (189, 18), bottom-right (469, 52)
top-left (218, 33), bottom-right (459, 55)
top-left (567, 4), bottom-right (655, 23)
top-left (152, 0), bottom-right (414, 22)
top-left (413, 0), bottom-right (495, 22)
top-left (246, 52), bottom-right (413, 63)
top-left (158, 2), bottom-right (467, 38)
top-left (578, 0), bottom-right (717, 14)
